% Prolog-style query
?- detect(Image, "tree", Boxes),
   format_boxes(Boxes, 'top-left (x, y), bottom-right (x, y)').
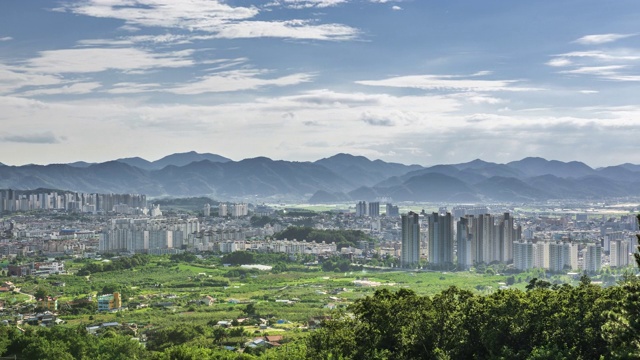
top-left (34, 288), bottom-right (49, 301)
top-left (212, 327), bottom-right (227, 344)
top-left (244, 303), bottom-right (257, 317)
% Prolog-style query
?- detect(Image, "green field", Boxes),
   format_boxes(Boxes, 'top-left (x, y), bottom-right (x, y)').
top-left (0, 254), bottom-right (631, 359)
top-left (8, 261), bottom-right (562, 322)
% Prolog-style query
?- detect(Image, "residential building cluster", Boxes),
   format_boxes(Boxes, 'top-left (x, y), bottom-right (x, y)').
top-left (7, 261), bottom-right (65, 276)
top-left (355, 201), bottom-right (399, 217)
top-left (398, 209), bottom-right (638, 273)
top-left (1, 194), bottom-right (638, 274)
top-left (0, 189), bottom-right (147, 214)
top-left (218, 203), bottom-right (249, 217)
top-left (100, 218), bottom-right (200, 254)
top-left (100, 216), bottom-right (335, 255)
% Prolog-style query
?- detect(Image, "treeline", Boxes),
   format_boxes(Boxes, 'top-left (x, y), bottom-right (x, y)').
top-left (0, 325), bottom-right (299, 360)
top-left (306, 276), bottom-right (640, 359)
top-left (274, 227), bottom-right (372, 249)
top-left (153, 196), bottom-right (218, 208)
top-left (76, 254), bottom-right (150, 276)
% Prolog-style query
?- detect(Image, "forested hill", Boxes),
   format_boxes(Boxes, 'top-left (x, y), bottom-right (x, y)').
top-left (306, 278), bottom-right (640, 359)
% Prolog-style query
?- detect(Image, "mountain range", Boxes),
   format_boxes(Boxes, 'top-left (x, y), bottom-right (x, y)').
top-left (1, 152), bottom-right (640, 202)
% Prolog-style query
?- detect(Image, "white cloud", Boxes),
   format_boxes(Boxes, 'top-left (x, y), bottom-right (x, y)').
top-left (549, 49), bottom-right (640, 82)
top-left (57, 0), bottom-right (359, 41)
top-left (356, 74), bottom-right (541, 92)
top-left (546, 58), bottom-right (572, 67)
top-left (118, 24), bottom-right (141, 32)
top-left (466, 95), bottom-right (505, 104)
top-left (605, 75), bottom-right (640, 82)
top-left (579, 90), bottom-right (599, 94)
top-left (392, 6), bottom-right (402, 11)
top-left (574, 33), bottom-right (636, 45)
top-left (471, 71), bottom-right (493, 77)
top-left (18, 82), bottom-right (102, 96)
top-left (166, 69), bottom-right (314, 94)
top-left (103, 68), bottom-right (311, 95)
top-left (278, 0), bottom-right (349, 9)
top-left (58, 0), bottom-right (259, 29)
top-left (106, 82), bottom-right (162, 94)
top-left (76, 38), bottom-right (134, 47)
top-left (211, 20), bottom-right (359, 41)
top-left (561, 65), bottom-right (628, 76)
top-left (3, 88), bottom-right (640, 167)
top-left (23, 47), bottom-right (194, 73)
top-left (555, 50), bottom-right (640, 62)
top-left (0, 65), bottom-right (63, 95)
top-left (0, 37), bottom-right (12, 41)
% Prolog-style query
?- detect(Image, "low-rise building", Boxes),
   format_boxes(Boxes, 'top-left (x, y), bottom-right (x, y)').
top-left (37, 296), bottom-right (58, 311)
top-left (97, 292), bottom-right (122, 311)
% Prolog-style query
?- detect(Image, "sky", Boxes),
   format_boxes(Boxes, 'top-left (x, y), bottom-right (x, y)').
top-left (1, 0), bottom-right (640, 167)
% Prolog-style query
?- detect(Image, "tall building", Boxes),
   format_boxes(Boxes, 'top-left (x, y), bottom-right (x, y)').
top-left (532, 242), bottom-right (548, 269)
top-left (460, 212), bottom-right (519, 266)
top-left (498, 213), bottom-right (519, 263)
top-left (428, 212), bottom-right (453, 266)
top-left (610, 240), bottom-right (630, 268)
top-left (355, 201), bottom-right (367, 217)
top-left (468, 214), bottom-right (493, 264)
top-left (229, 203), bottom-right (248, 217)
top-left (203, 203), bottom-right (211, 217)
top-left (368, 202), bottom-right (380, 218)
top-left (548, 242), bottom-right (565, 272)
top-left (604, 231), bottom-right (624, 253)
top-left (218, 203), bottom-right (228, 217)
top-left (583, 244), bottom-right (602, 273)
top-left (456, 217), bottom-right (472, 269)
top-left (563, 242), bottom-right (579, 270)
top-left (385, 203), bottom-right (399, 217)
top-left (401, 212), bottom-right (420, 267)
top-left (513, 241), bottom-right (534, 270)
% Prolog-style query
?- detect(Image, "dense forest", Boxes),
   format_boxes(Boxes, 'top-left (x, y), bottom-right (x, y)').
top-left (306, 278), bottom-right (640, 359)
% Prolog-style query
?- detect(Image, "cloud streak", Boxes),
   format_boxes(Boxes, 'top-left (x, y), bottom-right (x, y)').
top-left (276, 0), bottom-right (349, 9)
top-left (18, 82), bottom-right (102, 96)
top-left (356, 74), bottom-right (541, 92)
top-left (23, 48), bottom-right (194, 74)
top-left (167, 70), bottom-right (314, 94)
top-left (0, 131), bottom-right (65, 144)
top-left (57, 0), bottom-right (359, 41)
top-left (574, 33), bottom-right (636, 45)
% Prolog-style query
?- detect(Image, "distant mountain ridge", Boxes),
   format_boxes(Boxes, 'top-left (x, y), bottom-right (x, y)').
top-left (1, 153), bottom-right (640, 202)
top-left (116, 151), bottom-right (232, 170)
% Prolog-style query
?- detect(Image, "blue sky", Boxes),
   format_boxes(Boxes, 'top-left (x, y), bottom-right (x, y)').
top-left (1, 0), bottom-right (640, 167)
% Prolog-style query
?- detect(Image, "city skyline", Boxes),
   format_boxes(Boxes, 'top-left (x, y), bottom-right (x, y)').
top-left (2, 1), bottom-right (640, 167)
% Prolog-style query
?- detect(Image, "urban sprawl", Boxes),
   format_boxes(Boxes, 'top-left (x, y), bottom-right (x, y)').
top-left (1, 189), bottom-right (638, 276)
